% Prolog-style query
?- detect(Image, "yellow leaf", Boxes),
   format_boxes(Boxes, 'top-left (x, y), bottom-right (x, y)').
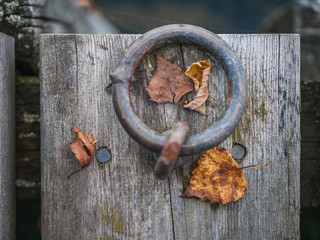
top-left (183, 60), bottom-right (211, 115)
top-left (181, 147), bottom-right (247, 205)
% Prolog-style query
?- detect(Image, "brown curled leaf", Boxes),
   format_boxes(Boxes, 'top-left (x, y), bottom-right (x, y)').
top-left (181, 147), bottom-right (247, 205)
top-left (183, 60), bottom-right (211, 115)
top-left (69, 127), bottom-right (97, 178)
top-left (145, 55), bottom-right (194, 103)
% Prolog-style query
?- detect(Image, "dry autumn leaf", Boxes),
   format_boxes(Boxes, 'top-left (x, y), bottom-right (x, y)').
top-left (181, 147), bottom-right (247, 205)
top-left (69, 127), bottom-right (97, 178)
top-left (181, 147), bottom-right (272, 204)
top-left (146, 55), bottom-right (194, 103)
top-left (183, 60), bottom-right (211, 115)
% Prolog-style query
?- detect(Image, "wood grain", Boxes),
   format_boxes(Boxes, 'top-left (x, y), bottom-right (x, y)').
top-left (0, 32), bottom-right (15, 240)
top-left (41, 34), bottom-right (300, 239)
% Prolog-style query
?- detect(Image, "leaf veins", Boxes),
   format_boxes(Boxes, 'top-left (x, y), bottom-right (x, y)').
top-left (145, 55), bottom-right (194, 104)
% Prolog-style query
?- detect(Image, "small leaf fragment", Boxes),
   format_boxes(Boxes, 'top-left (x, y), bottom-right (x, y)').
top-left (69, 127), bottom-right (97, 178)
top-left (181, 147), bottom-right (247, 204)
top-left (183, 60), bottom-right (211, 115)
top-left (145, 55), bottom-right (194, 103)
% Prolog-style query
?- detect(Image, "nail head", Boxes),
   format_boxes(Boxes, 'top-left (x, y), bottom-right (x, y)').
top-left (232, 143), bottom-right (246, 160)
top-left (96, 147), bottom-right (111, 164)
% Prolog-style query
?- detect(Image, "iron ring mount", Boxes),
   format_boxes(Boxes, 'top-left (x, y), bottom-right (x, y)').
top-left (111, 24), bottom-right (247, 162)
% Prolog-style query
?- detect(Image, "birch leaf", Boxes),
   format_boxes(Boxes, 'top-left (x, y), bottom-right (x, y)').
top-left (181, 147), bottom-right (247, 204)
top-left (181, 147), bottom-right (272, 204)
top-left (146, 55), bottom-right (194, 103)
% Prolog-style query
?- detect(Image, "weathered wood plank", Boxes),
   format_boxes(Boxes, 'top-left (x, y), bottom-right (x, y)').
top-left (0, 32), bottom-right (15, 240)
top-left (279, 35), bottom-right (300, 237)
top-left (41, 33), bottom-right (300, 239)
top-left (169, 34), bottom-right (300, 239)
top-left (41, 34), bottom-right (174, 240)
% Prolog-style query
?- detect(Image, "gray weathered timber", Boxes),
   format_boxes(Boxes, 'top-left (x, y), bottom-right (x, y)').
top-left (41, 34), bottom-right (300, 239)
top-left (0, 32), bottom-right (15, 240)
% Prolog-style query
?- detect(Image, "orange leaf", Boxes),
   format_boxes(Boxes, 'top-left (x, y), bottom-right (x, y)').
top-left (181, 147), bottom-right (247, 204)
top-left (69, 127), bottom-right (97, 178)
top-left (146, 55), bottom-right (194, 103)
top-left (183, 60), bottom-right (211, 115)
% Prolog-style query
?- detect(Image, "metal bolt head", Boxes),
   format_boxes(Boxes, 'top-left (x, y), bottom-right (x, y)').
top-left (232, 143), bottom-right (247, 160)
top-left (96, 147), bottom-right (111, 164)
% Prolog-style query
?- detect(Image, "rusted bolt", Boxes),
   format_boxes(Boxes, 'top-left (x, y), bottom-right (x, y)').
top-left (154, 122), bottom-right (189, 180)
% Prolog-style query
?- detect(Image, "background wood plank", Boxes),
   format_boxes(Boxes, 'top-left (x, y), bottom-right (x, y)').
top-left (0, 32), bottom-right (15, 240)
top-left (41, 34), bottom-right (300, 239)
top-left (0, 0), bottom-right (118, 73)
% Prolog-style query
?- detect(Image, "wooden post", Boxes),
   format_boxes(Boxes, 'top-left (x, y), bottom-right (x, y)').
top-left (0, 32), bottom-right (15, 240)
top-left (41, 34), bottom-right (300, 239)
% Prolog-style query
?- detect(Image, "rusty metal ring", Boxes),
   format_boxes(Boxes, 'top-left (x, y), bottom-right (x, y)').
top-left (111, 24), bottom-right (247, 156)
